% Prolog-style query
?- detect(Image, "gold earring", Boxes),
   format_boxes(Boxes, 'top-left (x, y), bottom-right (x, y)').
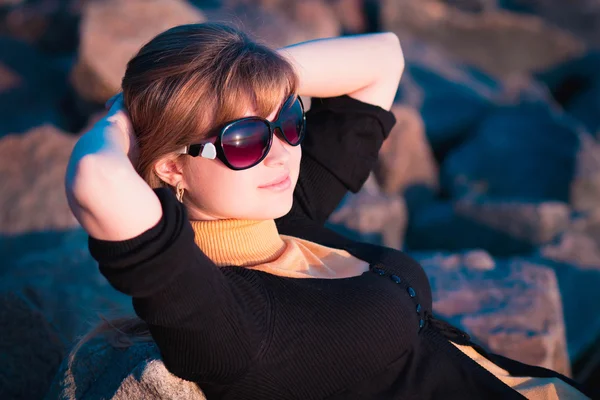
top-left (176, 181), bottom-right (184, 203)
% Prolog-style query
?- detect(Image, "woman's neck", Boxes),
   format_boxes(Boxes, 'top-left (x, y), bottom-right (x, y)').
top-left (189, 219), bottom-right (286, 267)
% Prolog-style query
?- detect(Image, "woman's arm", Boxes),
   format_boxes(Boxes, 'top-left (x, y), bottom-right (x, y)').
top-left (64, 96), bottom-right (162, 241)
top-left (278, 32), bottom-right (404, 110)
top-left (275, 34), bottom-right (401, 227)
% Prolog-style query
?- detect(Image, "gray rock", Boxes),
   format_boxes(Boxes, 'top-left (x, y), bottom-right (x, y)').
top-left (72, 0), bottom-right (206, 103)
top-left (0, 38), bottom-right (68, 136)
top-left (454, 198), bottom-right (570, 244)
top-left (207, 0), bottom-right (341, 49)
top-left (413, 251), bottom-right (571, 376)
top-left (500, 0), bottom-right (600, 47)
top-left (570, 133), bottom-right (600, 212)
top-left (328, 174), bottom-right (407, 249)
top-left (374, 104), bottom-right (439, 195)
top-left (0, 125), bottom-right (79, 234)
top-left (441, 102), bottom-right (584, 203)
top-left (380, 0), bottom-right (585, 78)
top-left (0, 291), bottom-right (66, 400)
top-left (46, 334), bottom-right (207, 399)
top-left (0, 227), bottom-right (132, 345)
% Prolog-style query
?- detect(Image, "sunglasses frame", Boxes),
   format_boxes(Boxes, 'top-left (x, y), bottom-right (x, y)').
top-left (178, 95), bottom-right (306, 171)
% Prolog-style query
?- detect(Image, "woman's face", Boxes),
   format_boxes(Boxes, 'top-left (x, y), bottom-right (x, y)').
top-left (179, 104), bottom-right (302, 221)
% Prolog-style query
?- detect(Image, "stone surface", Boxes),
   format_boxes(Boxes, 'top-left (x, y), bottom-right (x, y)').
top-left (0, 227), bottom-right (132, 344)
top-left (374, 104), bottom-right (439, 195)
top-left (413, 251), bottom-right (571, 376)
top-left (46, 335), bottom-right (207, 400)
top-left (454, 198), bottom-right (571, 244)
top-left (208, 0), bottom-right (340, 49)
top-left (0, 125), bottom-right (79, 234)
top-left (0, 291), bottom-right (67, 400)
top-left (394, 38), bottom-right (500, 158)
top-left (540, 209), bottom-right (600, 270)
top-left (570, 133), bottom-right (600, 212)
top-left (441, 102), bottom-right (583, 202)
top-left (500, 0), bottom-right (600, 47)
top-left (0, 37), bottom-right (68, 136)
top-left (0, 0), bottom-right (83, 53)
top-left (380, 0), bottom-right (585, 78)
top-left (73, 0), bottom-right (206, 103)
top-left (329, 174), bottom-right (407, 249)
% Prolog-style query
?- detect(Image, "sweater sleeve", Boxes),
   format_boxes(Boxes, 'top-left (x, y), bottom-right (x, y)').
top-left (87, 188), bottom-right (270, 384)
top-left (279, 95), bottom-right (396, 227)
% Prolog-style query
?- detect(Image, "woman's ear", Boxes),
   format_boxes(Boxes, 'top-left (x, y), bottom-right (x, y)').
top-left (153, 155), bottom-right (186, 188)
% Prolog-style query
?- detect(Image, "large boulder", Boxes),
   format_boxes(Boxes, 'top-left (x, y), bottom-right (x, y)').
top-left (0, 0), bottom-right (82, 53)
top-left (46, 335), bottom-right (207, 400)
top-left (380, 0), bottom-right (585, 78)
top-left (412, 251), bottom-right (571, 375)
top-left (0, 125), bottom-right (79, 234)
top-left (0, 37), bottom-right (68, 136)
top-left (404, 198), bottom-right (568, 256)
top-left (72, 0), bottom-right (206, 103)
top-left (0, 227), bottom-right (132, 344)
top-left (374, 104), bottom-right (439, 195)
top-left (0, 291), bottom-right (66, 400)
top-left (206, 0), bottom-right (341, 49)
top-left (328, 174), bottom-right (407, 249)
top-left (440, 102), bottom-right (584, 202)
top-left (500, 0), bottom-right (600, 47)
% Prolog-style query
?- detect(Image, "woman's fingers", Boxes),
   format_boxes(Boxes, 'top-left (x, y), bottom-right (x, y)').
top-left (105, 93), bottom-right (122, 110)
top-left (104, 93), bottom-right (133, 134)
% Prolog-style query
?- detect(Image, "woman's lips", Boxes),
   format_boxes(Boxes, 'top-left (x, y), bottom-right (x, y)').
top-left (259, 174), bottom-right (291, 191)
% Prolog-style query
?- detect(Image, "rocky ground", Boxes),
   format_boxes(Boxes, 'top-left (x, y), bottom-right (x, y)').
top-left (1, 0), bottom-right (600, 398)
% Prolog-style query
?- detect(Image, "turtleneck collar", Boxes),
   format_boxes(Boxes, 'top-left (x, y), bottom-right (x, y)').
top-left (189, 219), bottom-right (286, 267)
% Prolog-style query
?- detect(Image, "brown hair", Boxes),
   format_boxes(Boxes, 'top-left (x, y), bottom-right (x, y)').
top-left (123, 22), bottom-right (299, 189)
top-left (71, 22), bottom-right (299, 359)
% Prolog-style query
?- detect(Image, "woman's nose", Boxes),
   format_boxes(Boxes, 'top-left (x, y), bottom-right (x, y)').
top-left (263, 132), bottom-right (290, 167)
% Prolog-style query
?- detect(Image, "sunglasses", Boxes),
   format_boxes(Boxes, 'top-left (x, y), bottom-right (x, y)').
top-left (178, 95), bottom-right (306, 170)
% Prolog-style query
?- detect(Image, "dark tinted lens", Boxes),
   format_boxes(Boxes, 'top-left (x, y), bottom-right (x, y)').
top-left (279, 98), bottom-right (304, 145)
top-left (222, 120), bottom-right (270, 169)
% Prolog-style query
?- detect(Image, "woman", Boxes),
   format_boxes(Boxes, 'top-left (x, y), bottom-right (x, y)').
top-left (65, 23), bottom-right (592, 399)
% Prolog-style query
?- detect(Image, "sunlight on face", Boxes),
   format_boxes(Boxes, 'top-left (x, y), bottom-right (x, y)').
top-left (181, 103), bottom-right (302, 221)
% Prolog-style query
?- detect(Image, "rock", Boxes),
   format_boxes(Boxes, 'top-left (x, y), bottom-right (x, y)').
top-left (380, 0), bottom-right (585, 77)
top-left (405, 199), bottom-right (544, 256)
top-left (441, 102), bottom-right (583, 202)
top-left (0, 0), bottom-right (82, 53)
top-left (0, 37), bottom-right (68, 136)
top-left (0, 227), bottom-right (133, 344)
top-left (540, 209), bottom-right (600, 269)
top-left (0, 227), bottom-right (132, 341)
top-left (413, 251), bottom-right (570, 375)
top-left (454, 198), bottom-right (571, 244)
top-left (374, 104), bottom-right (439, 195)
top-left (395, 37), bottom-right (500, 159)
top-left (0, 125), bottom-right (80, 234)
top-left (328, 174), bottom-right (407, 249)
top-left (209, 0), bottom-right (340, 49)
top-left (0, 291), bottom-right (66, 400)
top-left (329, 0), bottom-right (367, 33)
top-left (534, 52), bottom-right (600, 106)
top-left (442, 0), bottom-right (499, 13)
top-left (500, 0), bottom-right (600, 47)
top-left (73, 0), bottom-right (206, 103)
top-left (46, 335), bottom-right (206, 400)
top-left (570, 133), bottom-right (600, 212)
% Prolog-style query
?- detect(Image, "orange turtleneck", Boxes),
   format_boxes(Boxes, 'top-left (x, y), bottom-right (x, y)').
top-left (190, 218), bottom-right (370, 279)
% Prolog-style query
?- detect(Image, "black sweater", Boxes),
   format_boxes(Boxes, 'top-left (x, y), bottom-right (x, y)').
top-left (88, 95), bottom-right (590, 399)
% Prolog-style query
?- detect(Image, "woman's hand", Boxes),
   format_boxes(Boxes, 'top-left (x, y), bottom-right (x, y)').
top-left (104, 93), bottom-right (139, 165)
top-left (65, 92), bottom-right (162, 242)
